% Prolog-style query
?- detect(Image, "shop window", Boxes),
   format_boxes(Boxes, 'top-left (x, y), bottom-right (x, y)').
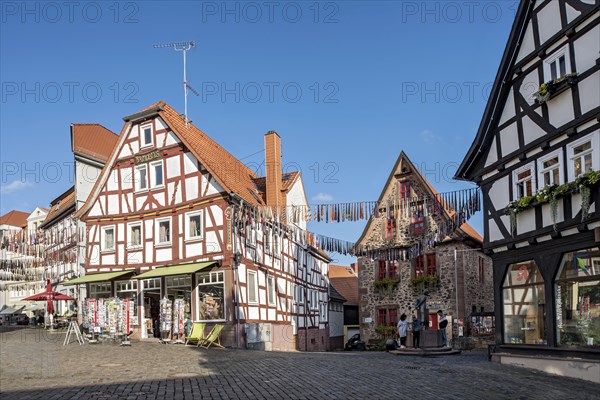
top-left (555, 248), bottom-right (600, 349)
top-left (248, 270), bottom-right (258, 304)
top-left (513, 163), bottom-right (535, 200)
top-left (567, 132), bottom-right (599, 181)
top-left (537, 150), bottom-right (563, 188)
top-left (101, 226), bottom-right (115, 252)
top-left (156, 218), bottom-right (171, 245)
top-left (267, 275), bottom-right (276, 306)
top-left (185, 211), bottom-right (203, 241)
top-left (378, 308), bottom-right (398, 326)
top-left (377, 260), bottom-right (398, 279)
top-left (141, 124), bottom-right (153, 148)
top-left (502, 261), bottom-right (546, 345)
top-left (116, 279), bottom-right (138, 322)
top-left (128, 222), bottom-right (142, 249)
top-left (89, 282), bottom-right (112, 299)
top-left (196, 271), bottom-right (225, 321)
top-left (166, 275), bottom-right (192, 322)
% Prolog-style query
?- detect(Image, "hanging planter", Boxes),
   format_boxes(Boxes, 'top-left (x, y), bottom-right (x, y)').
top-left (373, 277), bottom-right (401, 297)
top-left (533, 73), bottom-right (578, 104)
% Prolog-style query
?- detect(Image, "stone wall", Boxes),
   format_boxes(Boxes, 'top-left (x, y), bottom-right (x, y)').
top-left (296, 327), bottom-right (329, 352)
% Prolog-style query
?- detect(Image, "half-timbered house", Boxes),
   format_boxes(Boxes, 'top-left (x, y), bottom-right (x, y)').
top-left (456, 0), bottom-right (600, 381)
top-left (72, 101), bottom-right (331, 350)
top-left (357, 152), bottom-right (493, 347)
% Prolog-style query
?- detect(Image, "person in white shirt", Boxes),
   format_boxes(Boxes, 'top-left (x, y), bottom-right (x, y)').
top-left (397, 313), bottom-right (409, 348)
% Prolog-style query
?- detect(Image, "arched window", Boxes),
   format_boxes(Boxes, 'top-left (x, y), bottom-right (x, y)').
top-left (555, 248), bottom-right (600, 349)
top-left (502, 261), bottom-right (546, 345)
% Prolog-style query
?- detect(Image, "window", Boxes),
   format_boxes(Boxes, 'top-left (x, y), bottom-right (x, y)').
top-left (411, 210), bottom-right (425, 235)
top-left (378, 308), bottom-right (398, 326)
top-left (267, 275), bottom-right (276, 306)
top-left (247, 270), bottom-right (258, 304)
top-left (386, 217), bottom-right (396, 239)
top-left (185, 211), bottom-right (203, 241)
top-left (89, 282), bottom-right (112, 299)
top-left (399, 181), bottom-right (411, 199)
top-left (141, 124), bottom-right (153, 148)
top-left (136, 164), bottom-right (148, 191)
top-left (116, 280), bottom-right (138, 322)
top-left (377, 260), bottom-right (398, 280)
top-left (128, 222), bottom-right (142, 249)
top-left (414, 254), bottom-right (436, 276)
top-left (150, 160), bottom-right (164, 188)
top-left (196, 271), bottom-right (225, 321)
top-left (513, 163), bottom-right (535, 200)
top-left (310, 290), bottom-right (319, 310)
top-left (320, 301), bottom-right (328, 321)
top-left (544, 46), bottom-right (570, 82)
top-left (567, 133), bottom-right (599, 181)
top-left (555, 248), bottom-right (600, 349)
top-left (156, 218), bottom-right (171, 245)
top-left (503, 261), bottom-right (546, 345)
top-left (537, 151), bottom-right (563, 188)
top-left (295, 284), bottom-right (304, 304)
top-left (101, 226), bottom-right (115, 252)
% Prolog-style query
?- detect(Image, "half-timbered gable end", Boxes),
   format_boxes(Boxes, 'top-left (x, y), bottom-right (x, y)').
top-left (357, 152), bottom-right (492, 346)
top-left (456, 0), bottom-right (600, 376)
top-left (73, 101), bottom-right (330, 350)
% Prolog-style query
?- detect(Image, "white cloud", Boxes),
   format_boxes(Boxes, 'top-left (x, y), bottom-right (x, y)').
top-left (312, 192), bottom-right (333, 202)
top-left (420, 129), bottom-right (441, 143)
top-left (0, 180), bottom-right (31, 194)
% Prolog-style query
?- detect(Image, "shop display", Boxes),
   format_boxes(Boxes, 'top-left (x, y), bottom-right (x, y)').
top-left (82, 298), bottom-right (130, 337)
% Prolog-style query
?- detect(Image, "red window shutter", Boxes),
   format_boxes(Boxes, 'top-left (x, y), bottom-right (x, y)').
top-left (378, 260), bottom-right (386, 280)
top-left (400, 182), bottom-right (411, 200)
top-left (427, 254), bottom-right (436, 276)
top-left (378, 309), bottom-right (387, 325)
top-left (414, 256), bottom-right (425, 276)
top-left (388, 261), bottom-right (397, 278)
top-left (386, 218), bottom-right (396, 239)
top-left (389, 309), bottom-right (398, 326)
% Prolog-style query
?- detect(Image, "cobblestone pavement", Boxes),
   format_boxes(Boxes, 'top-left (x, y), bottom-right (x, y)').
top-left (1, 327), bottom-right (599, 400)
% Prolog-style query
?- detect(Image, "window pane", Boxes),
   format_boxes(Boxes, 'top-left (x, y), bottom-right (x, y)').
top-left (517, 170), bottom-right (531, 180)
top-left (556, 249), bottom-right (600, 349)
top-left (198, 282), bottom-right (224, 320)
top-left (138, 166), bottom-right (147, 189)
top-left (248, 272), bottom-right (257, 303)
top-left (154, 163), bottom-right (163, 186)
top-left (144, 127), bottom-right (152, 145)
top-left (189, 215), bottom-right (201, 238)
top-left (131, 225), bottom-right (141, 246)
top-left (584, 154), bottom-right (593, 174)
top-left (159, 221), bottom-right (170, 243)
top-left (550, 61), bottom-right (557, 81)
top-left (105, 229), bottom-right (114, 249)
top-left (543, 157), bottom-right (558, 169)
top-left (559, 55), bottom-right (566, 77)
top-left (574, 141), bottom-right (591, 154)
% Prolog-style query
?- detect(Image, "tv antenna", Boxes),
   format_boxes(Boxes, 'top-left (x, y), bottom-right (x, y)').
top-left (153, 41), bottom-right (199, 127)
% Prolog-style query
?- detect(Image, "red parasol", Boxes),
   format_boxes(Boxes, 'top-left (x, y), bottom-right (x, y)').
top-left (23, 280), bottom-right (76, 316)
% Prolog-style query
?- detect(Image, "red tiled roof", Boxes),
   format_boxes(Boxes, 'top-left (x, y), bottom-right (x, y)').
top-left (329, 284), bottom-right (346, 302)
top-left (0, 210), bottom-right (29, 228)
top-left (329, 265), bottom-right (359, 305)
top-left (41, 187), bottom-right (76, 228)
top-left (457, 223), bottom-right (483, 243)
top-left (253, 171), bottom-right (300, 200)
top-left (72, 123), bottom-right (119, 163)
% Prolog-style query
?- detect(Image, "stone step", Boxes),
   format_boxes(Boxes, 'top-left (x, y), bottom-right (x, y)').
top-left (390, 347), bottom-right (462, 356)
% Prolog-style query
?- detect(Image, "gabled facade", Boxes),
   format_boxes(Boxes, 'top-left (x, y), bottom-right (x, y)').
top-left (357, 152), bottom-right (493, 345)
top-left (329, 264), bottom-right (360, 342)
top-left (74, 101), bottom-right (331, 350)
top-left (456, 0), bottom-right (600, 380)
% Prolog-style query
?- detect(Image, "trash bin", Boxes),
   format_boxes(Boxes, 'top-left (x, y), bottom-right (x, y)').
top-left (356, 341), bottom-right (366, 351)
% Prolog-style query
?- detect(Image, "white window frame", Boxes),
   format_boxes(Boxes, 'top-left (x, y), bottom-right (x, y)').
top-left (512, 162), bottom-right (536, 200)
top-left (567, 132), bottom-right (599, 182)
top-left (544, 45), bottom-right (571, 82)
top-left (184, 210), bottom-right (203, 241)
top-left (150, 160), bottom-right (164, 189)
top-left (310, 290), bottom-right (319, 310)
top-left (135, 164), bottom-right (148, 192)
top-left (537, 150), bottom-right (564, 188)
top-left (141, 124), bottom-right (153, 148)
top-left (155, 217), bottom-right (172, 246)
top-left (247, 270), bottom-right (258, 305)
top-left (267, 275), bottom-right (276, 306)
top-left (127, 222), bottom-right (143, 250)
top-left (195, 271), bottom-right (226, 322)
top-left (101, 225), bottom-right (116, 252)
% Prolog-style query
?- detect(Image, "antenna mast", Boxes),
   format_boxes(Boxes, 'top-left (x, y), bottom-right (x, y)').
top-left (153, 41), bottom-right (199, 127)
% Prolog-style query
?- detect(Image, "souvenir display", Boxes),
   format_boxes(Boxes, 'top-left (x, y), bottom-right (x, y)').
top-left (160, 297), bottom-right (172, 333)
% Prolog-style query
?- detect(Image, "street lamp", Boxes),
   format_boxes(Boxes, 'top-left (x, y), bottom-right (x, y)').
top-left (234, 251), bottom-right (242, 348)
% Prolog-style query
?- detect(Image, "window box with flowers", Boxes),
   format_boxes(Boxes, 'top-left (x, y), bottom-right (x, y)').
top-left (409, 274), bottom-right (439, 293)
top-left (373, 277), bottom-right (401, 297)
top-left (533, 73), bottom-right (578, 104)
top-left (505, 170), bottom-right (599, 233)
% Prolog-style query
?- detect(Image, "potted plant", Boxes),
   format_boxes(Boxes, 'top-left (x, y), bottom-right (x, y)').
top-left (374, 277), bottom-right (401, 297)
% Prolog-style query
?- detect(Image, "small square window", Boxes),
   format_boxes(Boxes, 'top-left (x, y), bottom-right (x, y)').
top-left (141, 125), bottom-right (153, 147)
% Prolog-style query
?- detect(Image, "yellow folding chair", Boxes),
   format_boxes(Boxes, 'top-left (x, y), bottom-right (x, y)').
top-left (185, 322), bottom-right (205, 346)
top-left (199, 324), bottom-right (225, 349)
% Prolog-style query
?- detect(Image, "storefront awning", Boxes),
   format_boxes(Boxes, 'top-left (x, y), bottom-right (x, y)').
top-left (62, 270), bottom-right (136, 285)
top-left (134, 261), bottom-right (218, 279)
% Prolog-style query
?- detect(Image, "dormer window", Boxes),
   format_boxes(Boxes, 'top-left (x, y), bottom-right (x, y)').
top-left (544, 45), bottom-right (571, 82)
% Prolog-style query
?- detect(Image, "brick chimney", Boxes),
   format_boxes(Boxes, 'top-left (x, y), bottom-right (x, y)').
top-left (265, 131), bottom-right (283, 208)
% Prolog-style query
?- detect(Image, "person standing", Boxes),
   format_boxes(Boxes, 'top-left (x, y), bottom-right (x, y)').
top-left (412, 315), bottom-right (421, 348)
top-left (438, 310), bottom-right (448, 347)
top-left (397, 313), bottom-right (408, 348)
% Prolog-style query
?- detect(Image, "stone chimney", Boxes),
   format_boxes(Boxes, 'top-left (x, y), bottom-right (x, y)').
top-left (265, 131), bottom-right (283, 208)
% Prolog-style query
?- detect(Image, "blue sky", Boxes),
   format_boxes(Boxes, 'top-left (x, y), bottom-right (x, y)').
top-left (0, 1), bottom-right (518, 264)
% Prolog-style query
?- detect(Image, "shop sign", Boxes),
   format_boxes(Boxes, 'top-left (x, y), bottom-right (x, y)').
top-left (134, 149), bottom-right (161, 165)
